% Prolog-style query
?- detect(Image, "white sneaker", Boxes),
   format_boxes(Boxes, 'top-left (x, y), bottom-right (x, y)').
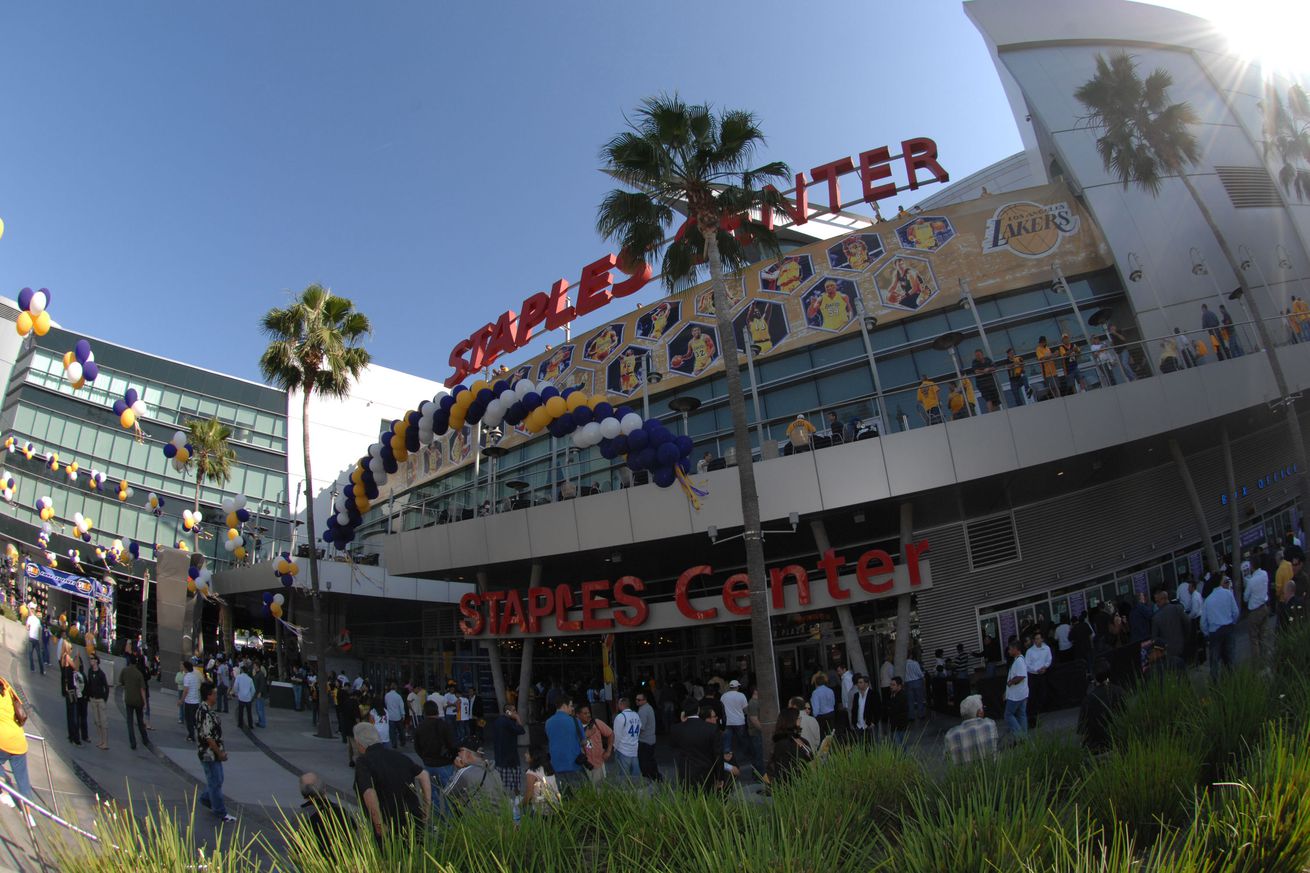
top-left (0, 793), bottom-right (15, 809)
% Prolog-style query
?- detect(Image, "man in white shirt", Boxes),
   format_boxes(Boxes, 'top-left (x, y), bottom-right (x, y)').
top-left (903, 657), bottom-right (926, 721)
top-left (836, 665), bottom-right (855, 714)
top-left (182, 661), bottom-right (202, 742)
top-left (720, 680), bottom-right (748, 757)
top-left (1243, 557), bottom-right (1271, 661)
top-left (610, 697), bottom-right (642, 781)
top-left (1202, 576), bottom-right (1241, 681)
top-left (1053, 617), bottom-right (1073, 659)
top-left (233, 666), bottom-right (256, 730)
top-left (457, 689), bottom-right (474, 742)
top-left (216, 658), bottom-right (231, 713)
top-left (1004, 640), bottom-right (1029, 739)
top-left (352, 675), bottom-right (365, 692)
top-left (25, 608), bottom-right (43, 675)
top-left (384, 683), bottom-right (407, 749)
top-left (1023, 632), bottom-right (1053, 728)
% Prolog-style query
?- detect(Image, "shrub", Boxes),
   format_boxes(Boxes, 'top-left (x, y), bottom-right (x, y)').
top-left (1188, 722), bottom-right (1310, 873)
top-left (1079, 732), bottom-right (1200, 843)
top-left (886, 774), bottom-right (1070, 873)
top-left (1107, 672), bottom-right (1201, 751)
top-left (1194, 666), bottom-right (1269, 779)
top-left (940, 732), bottom-right (1089, 805)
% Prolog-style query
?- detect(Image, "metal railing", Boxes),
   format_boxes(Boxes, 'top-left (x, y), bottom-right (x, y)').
top-left (372, 311), bottom-right (1299, 531)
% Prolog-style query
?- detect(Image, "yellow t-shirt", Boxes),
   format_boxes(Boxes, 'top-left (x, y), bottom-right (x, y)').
top-left (0, 684), bottom-right (28, 756)
top-left (819, 295), bottom-right (850, 330)
top-left (948, 391), bottom-right (965, 415)
top-left (1276, 560), bottom-right (1295, 600)
top-left (917, 382), bottom-right (940, 411)
top-left (749, 318), bottom-right (772, 352)
top-left (1036, 345), bottom-right (1056, 378)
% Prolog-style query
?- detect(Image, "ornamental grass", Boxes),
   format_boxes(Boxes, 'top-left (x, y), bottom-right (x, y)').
top-left (51, 627), bottom-right (1310, 872)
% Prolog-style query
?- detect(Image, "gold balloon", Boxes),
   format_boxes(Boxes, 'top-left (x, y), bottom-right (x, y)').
top-left (15, 311), bottom-right (32, 336)
top-left (120, 409), bottom-right (135, 429)
top-left (33, 311), bottom-right (51, 336)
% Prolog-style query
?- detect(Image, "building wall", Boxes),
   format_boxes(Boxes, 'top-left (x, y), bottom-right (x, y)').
top-left (966, 0), bottom-right (1310, 348)
top-left (915, 408), bottom-right (1300, 654)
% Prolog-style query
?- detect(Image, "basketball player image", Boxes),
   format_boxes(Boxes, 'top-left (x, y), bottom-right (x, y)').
top-left (908, 218), bottom-right (938, 250)
top-left (776, 257), bottom-right (804, 292)
top-left (587, 326), bottom-right (619, 362)
top-left (618, 348), bottom-right (641, 392)
top-left (451, 428), bottom-right (469, 464)
top-left (889, 259), bottom-right (931, 309)
top-left (645, 302), bottom-right (672, 340)
top-left (541, 347), bottom-right (570, 382)
top-left (807, 280), bottom-right (852, 329)
top-left (671, 327), bottom-right (716, 375)
top-left (746, 305), bottom-right (774, 354)
top-left (843, 236), bottom-right (871, 270)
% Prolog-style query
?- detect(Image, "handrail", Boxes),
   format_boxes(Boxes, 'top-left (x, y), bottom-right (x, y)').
top-left (369, 310), bottom-right (1302, 529)
top-left (0, 773), bottom-right (115, 848)
top-left (23, 731), bottom-right (59, 820)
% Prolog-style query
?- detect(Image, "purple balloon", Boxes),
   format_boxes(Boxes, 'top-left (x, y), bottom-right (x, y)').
top-left (74, 339), bottom-right (92, 363)
top-left (124, 388), bottom-right (138, 406)
top-left (163, 443), bottom-right (177, 458)
top-left (16, 288), bottom-right (32, 311)
top-left (112, 399), bottom-right (127, 415)
top-left (81, 361), bottom-right (99, 381)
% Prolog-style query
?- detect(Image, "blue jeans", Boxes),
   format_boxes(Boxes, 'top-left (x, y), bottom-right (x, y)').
top-left (0, 750), bottom-right (32, 800)
top-left (907, 679), bottom-right (926, 719)
top-left (426, 764), bottom-right (454, 817)
top-left (1004, 698), bottom-right (1028, 739)
top-left (292, 685), bottom-right (302, 711)
top-left (200, 760), bottom-right (227, 817)
top-left (255, 698), bottom-right (266, 728)
top-left (613, 751), bottom-right (641, 781)
top-left (726, 724), bottom-right (748, 756)
top-left (388, 722), bottom-right (401, 749)
top-left (27, 639), bottom-right (42, 674)
top-left (1208, 624), bottom-right (1236, 681)
top-left (747, 733), bottom-right (764, 776)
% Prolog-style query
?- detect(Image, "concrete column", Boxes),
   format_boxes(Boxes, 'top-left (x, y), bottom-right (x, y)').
top-left (809, 519), bottom-right (869, 679)
top-left (516, 561), bottom-right (543, 746)
top-left (220, 601), bottom-right (235, 657)
top-left (476, 568), bottom-right (507, 711)
top-left (894, 503), bottom-right (914, 674)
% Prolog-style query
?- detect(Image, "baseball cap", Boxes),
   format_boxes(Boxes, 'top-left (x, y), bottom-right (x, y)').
top-left (728, 679), bottom-right (741, 688)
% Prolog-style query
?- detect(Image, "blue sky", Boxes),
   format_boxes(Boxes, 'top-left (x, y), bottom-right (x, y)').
top-left (0, 0), bottom-right (1252, 387)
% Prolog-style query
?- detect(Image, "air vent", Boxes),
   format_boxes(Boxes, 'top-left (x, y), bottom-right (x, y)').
top-left (1214, 166), bottom-right (1284, 209)
top-left (0, 303), bottom-right (20, 324)
top-left (423, 606), bottom-right (458, 638)
top-left (965, 512), bottom-right (1021, 571)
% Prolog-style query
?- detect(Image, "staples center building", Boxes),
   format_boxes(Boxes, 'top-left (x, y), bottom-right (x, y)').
top-left (223, 0), bottom-right (1310, 698)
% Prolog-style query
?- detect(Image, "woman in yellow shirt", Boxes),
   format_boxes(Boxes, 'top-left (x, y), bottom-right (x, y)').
top-left (0, 676), bottom-right (32, 801)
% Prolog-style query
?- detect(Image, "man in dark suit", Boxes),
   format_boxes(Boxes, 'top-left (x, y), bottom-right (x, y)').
top-left (670, 703), bottom-right (730, 791)
top-left (848, 673), bottom-right (879, 743)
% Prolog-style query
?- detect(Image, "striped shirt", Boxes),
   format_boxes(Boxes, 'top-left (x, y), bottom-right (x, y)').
top-left (944, 717), bottom-right (998, 765)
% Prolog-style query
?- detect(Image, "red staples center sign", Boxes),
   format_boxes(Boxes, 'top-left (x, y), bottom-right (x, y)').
top-left (459, 541), bottom-right (932, 638)
top-left (444, 138), bottom-right (949, 387)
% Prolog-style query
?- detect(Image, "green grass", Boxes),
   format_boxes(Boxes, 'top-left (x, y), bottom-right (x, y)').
top-left (49, 628), bottom-right (1310, 872)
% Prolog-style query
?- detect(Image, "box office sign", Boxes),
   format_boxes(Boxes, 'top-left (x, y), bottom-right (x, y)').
top-left (459, 541), bottom-right (932, 638)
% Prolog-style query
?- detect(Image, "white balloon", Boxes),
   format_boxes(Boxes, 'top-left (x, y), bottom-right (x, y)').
top-left (620, 413), bottom-right (643, 435)
top-left (234, 535), bottom-right (244, 548)
top-left (29, 291), bottom-right (47, 315)
top-left (183, 510), bottom-right (193, 522)
top-left (483, 400), bottom-right (505, 426)
top-left (234, 494), bottom-right (247, 509)
top-left (194, 510), bottom-right (202, 523)
top-left (419, 400), bottom-right (434, 416)
top-left (223, 539), bottom-right (235, 552)
top-left (581, 422), bottom-right (602, 445)
top-left (132, 400), bottom-right (147, 417)
top-left (368, 443), bottom-right (383, 459)
top-left (73, 512), bottom-right (84, 526)
top-left (515, 380), bottom-right (535, 399)
top-left (127, 487), bottom-right (135, 498)
top-left (221, 496), bottom-right (235, 513)
top-left (272, 593), bottom-right (284, 606)
top-left (599, 417), bottom-right (622, 440)
top-left (499, 389), bottom-right (517, 406)
top-left (66, 362), bottom-right (83, 383)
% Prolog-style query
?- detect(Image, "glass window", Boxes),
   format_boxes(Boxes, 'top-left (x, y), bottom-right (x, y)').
top-left (815, 368), bottom-right (871, 406)
top-left (995, 289), bottom-right (1049, 317)
top-left (809, 335), bottom-right (863, 368)
top-left (757, 353), bottom-right (808, 384)
top-left (763, 381), bottom-right (819, 418)
top-left (870, 323), bottom-right (907, 353)
top-left (903, 313), bottom-right (950, 343)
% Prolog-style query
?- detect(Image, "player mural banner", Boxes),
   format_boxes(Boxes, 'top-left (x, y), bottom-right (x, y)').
top-left (383, 180), bottom-right (1111, 498)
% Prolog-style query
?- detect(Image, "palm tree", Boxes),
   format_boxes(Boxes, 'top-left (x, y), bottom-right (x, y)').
top-left (1077, 53), bottom-right (1310, 538)
top-left (1264, 83), bottom-right (1310, 202)
top-left (183, 416), bottom-right (236, 654)
top-left (259, 284), bottom-right (371, 739)
top-left (184, 416), bottom-right (235, 551)
top-left (597, 95), bottom-right (790, 736)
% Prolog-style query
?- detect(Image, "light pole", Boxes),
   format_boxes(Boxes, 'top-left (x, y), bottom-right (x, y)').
top-left (1051, 264), bottom-right (1093, 348)
top-left (932, 331), bottom-right (971, 417)
top-left (482, 444), bottom-right (508, 515)
top-left (1191, 249), bottom-right (1239, 355)
top-left (668, 396), bottom-right (701, 437)
top-left (1236, 245), bottom-right (1268, 352)
top-left (851, 294), bottom-right (891, 431)
top-left (641, 351), bottom-right (663, 421)
top-left (740, 324), bottom-right (770, 452)
top-left (1122, 253), bottom-right (1163, 377)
